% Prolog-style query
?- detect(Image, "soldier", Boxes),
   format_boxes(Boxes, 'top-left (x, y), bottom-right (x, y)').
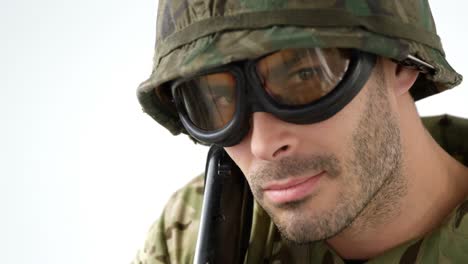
top-left (134, 1), bottom-right (468, 263)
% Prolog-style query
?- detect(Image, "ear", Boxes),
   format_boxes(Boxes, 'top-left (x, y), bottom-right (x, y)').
top-left (393, 63), bottom-right (419, 97)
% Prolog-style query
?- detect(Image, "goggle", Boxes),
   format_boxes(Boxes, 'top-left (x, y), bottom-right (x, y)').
top-left (171, 48), bottom-right (376, 146)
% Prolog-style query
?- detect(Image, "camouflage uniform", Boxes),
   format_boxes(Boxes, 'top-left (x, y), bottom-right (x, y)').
top-left (134, 1), bottom-right (468, 263)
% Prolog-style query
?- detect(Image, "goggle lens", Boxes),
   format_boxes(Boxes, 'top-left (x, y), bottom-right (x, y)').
top-left (178, 72), bottom-right (237, 131)
top-left (257, 48), bottom-right (350, 106)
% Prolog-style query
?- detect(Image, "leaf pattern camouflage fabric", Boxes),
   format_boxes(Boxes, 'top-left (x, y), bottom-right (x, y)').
top-left (136, 0), bottom-right (462, 136)
top-left (132, 115), bottom-right (468, 264)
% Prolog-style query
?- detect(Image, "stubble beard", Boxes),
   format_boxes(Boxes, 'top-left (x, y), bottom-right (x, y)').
top-left (247, 66), bottom-right (407, 243)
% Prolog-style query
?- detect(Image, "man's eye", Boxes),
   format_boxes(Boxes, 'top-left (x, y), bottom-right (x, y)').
top-left (294, 68), bottom-right (318, 81)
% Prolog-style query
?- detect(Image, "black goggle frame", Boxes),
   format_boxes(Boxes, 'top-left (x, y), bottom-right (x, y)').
top-left (172, 49), bottom-right (377, 147)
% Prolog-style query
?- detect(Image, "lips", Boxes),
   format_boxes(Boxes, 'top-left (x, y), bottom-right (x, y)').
top-left (263, 172), bottom-right (324, 204)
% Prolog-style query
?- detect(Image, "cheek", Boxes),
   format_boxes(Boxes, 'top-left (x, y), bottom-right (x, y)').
top-left (293, 100), bottom-right (363, 157)
top-left (312, 80), bottom-right (369, 143)
top-left (224, 136), bottom-right (253, 176)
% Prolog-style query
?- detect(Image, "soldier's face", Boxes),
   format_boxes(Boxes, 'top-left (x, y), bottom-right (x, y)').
top-left (224, 60), bottom-right (405, 242)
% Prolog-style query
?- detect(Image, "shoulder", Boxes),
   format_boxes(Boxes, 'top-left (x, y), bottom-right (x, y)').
top-left (452, 198), bottom-right (468, 236)
top-left (422, 114), bottom-right (468, 165)
top-left (132, 175), bottom-right (205, 264)
top-left (416, 198), bottom-right (468, 262)
top-left (367, 198), bottom-right (468, 263)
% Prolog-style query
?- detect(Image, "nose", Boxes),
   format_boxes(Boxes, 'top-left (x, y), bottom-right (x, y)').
top-left (249, 112), bottom-right (299, 161)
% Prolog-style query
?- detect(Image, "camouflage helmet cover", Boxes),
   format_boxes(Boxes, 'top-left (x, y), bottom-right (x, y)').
top-left (137, 0), bottom-right (462, 136)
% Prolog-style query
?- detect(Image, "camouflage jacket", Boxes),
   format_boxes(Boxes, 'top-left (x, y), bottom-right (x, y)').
top-left (133, 115), bottom-right (468, 264)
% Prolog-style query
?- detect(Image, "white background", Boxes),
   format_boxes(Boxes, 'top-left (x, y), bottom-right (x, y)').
top-left (1, 1), bottom-right (467, 263)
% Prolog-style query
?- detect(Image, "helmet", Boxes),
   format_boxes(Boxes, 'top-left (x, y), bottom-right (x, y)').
top-left (137, 0), bottom-right (462, 136)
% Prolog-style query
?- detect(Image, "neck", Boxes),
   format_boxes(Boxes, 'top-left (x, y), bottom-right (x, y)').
top-left (326, 100), bottom-right (468, 260)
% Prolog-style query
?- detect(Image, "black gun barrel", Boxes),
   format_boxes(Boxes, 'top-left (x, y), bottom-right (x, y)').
top-left (194, 146), bottom-right (253, 264)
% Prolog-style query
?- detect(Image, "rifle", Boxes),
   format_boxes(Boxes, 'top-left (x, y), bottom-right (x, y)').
top-left (194, 145), bottom-right (253, 264)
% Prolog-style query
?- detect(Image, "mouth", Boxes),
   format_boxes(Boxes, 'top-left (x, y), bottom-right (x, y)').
top-left (263, 172), bottom-right (324, 204)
